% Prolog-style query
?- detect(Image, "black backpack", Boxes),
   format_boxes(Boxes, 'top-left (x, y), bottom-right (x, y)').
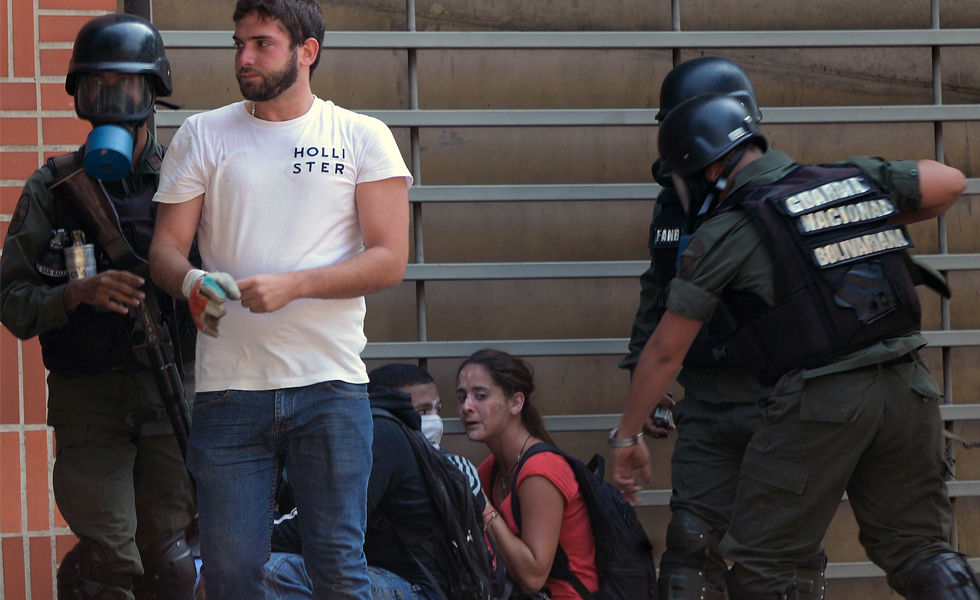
top-left (371, 407), bottom-right (495, 600)
top-left (492, 444), bottom-right (659, 600)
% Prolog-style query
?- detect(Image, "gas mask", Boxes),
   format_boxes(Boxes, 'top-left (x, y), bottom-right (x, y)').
top-left (651, 158), bottom-right (673, 188)
top-left (420, 414), bottom-right (444, 449)
top-left (74, 72), bottom-right (154, 181)
top-left (670, 172), bottom-right (715, 222)
top-left (667, 172), bottom-right (713, 262)
top-left (663, 145), bottom-right (750, 265)
top-left (667, 145), bottom-right (750, 232)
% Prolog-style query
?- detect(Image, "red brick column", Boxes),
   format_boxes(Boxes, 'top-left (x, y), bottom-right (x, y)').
top-left (1, 2), bottom-right (116, 598)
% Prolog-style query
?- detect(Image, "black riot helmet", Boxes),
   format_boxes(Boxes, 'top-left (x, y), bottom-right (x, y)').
top-left (66, 14), bottom-right (171, 125)
top-left (655, 57), bottom-right (763, 124)
top-left (658, 94), bottom-right (766, 179)
top-left (658, 94), bottom-right (767, 223)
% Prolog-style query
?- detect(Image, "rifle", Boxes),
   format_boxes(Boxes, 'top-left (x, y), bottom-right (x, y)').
top-left (48, 155), bottom-right (192, 460)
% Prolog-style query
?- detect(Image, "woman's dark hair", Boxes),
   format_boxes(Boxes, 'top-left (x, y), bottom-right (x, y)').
top-left (233, 0), bottom-right (324, 77)
top-left (458, 349), bottom-right (554, 445)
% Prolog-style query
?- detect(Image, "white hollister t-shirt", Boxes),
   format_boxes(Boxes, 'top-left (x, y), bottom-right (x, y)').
top-left (153, 98), bottom-right (412, 393)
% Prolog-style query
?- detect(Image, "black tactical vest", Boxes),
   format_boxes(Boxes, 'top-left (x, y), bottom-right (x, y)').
top-left (649, 187), bottom-right (768, 371)
top-left (37, 148), bottom-right (182, 374)
top-left (714, 163), bottom-right (922, 384)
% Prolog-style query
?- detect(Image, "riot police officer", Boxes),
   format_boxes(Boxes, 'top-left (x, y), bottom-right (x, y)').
top-left (611, 93), bottom-right (978, 599)
top-left (620, 57), bottom-right (827, 600)
top-left (0, 14), bottom-right (196, 600)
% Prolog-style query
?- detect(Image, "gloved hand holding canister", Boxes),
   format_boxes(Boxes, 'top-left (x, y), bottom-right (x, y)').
top-left (182, 269), bottom-right (241, 337)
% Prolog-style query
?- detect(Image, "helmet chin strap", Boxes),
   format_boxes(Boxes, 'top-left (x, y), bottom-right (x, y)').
top-left (697, 145), bottom-right (748, 219)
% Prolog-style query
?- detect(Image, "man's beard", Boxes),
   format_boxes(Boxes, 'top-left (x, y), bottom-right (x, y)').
top-left (237, 48), bottom-right (300, 102)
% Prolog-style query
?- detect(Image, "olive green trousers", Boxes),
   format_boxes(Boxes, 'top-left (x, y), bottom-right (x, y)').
top-left (49, 368), bottom-right (196, 600)
top-left (720, 357), bottom-right (953, 595)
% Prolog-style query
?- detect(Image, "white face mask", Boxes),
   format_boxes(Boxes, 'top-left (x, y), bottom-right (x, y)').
top-left (420, 414), bottom-right (444, 449)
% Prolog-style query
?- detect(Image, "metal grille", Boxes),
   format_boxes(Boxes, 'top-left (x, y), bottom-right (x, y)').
top-left (159, 0), bottom-right (980, 582)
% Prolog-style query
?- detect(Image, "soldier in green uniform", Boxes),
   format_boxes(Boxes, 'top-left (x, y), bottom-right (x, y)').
top-left (610, 93), bottom-right (979, 599)
top-left (0, 14), bottom-right (197, 600)
top-left (619, 57), bottom-right (826, 600)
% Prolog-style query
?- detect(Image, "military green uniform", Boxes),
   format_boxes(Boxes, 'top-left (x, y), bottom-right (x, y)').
top-left (0, 137), bottom-right (196, 600)
top-left (663, 150), bottom-right (951, 595)
top-left (622, 186), bottom-right (773, 591)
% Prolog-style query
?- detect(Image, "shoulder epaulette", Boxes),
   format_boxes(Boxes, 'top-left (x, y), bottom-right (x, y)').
top-left (145, 144), bottom-right (164, 172)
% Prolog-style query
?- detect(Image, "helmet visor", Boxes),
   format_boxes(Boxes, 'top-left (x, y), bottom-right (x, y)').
top-left (75, 72), bottom-right (154, 122)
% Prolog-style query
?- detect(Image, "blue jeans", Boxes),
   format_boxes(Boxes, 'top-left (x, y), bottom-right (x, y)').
top-left (188, 381), bottom-right (373, 600)
top-left (263, 553), bottom-right (432, 600)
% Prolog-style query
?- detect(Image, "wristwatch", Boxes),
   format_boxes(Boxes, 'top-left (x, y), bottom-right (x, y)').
top-left (608, 428), bottom-right (643, 448)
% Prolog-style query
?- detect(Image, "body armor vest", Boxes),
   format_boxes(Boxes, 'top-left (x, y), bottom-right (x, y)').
top-left (649, 188), bottom-right (766, 371)
top-left (37, 149), bottom-right (168, 374)
top-left (714, 163), bottom-right (921, 384)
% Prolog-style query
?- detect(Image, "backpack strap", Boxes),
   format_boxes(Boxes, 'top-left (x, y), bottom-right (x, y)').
top-left (503, 443), bottom-right (559, 527)
top-left (391, 532), bottom-right (450, 600)
top-left (369, 407), bottom-right (449, 600)
top-left (504, 444), bottom-right (596, 600)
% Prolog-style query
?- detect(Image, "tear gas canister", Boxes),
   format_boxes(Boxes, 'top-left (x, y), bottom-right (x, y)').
top-left (64, 230), bottom-right (97, 280)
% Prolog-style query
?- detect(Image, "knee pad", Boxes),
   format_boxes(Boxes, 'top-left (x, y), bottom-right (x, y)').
top-left (132, 530), bottom-right (196, 600)
top-left (904, 552), bottom-right (980, 600)
top-left (795, 552), bottom-right (827, 600)
top-left (664, 511), bottom-right (713, 556)
top-left (659, 512), bottom-right (725, 600)
top-left (57, 539), bottom-right (133, 600)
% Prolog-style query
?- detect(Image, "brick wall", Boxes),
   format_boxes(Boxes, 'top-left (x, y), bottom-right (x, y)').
top-left (0, 1), bottom-right (116, 598)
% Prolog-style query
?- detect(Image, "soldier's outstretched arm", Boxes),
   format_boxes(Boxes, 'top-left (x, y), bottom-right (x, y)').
top-left (622, 261), bottom-right (664, 374)
top-left (613, 310), bottom-right (702, 500)
top-left (891, 160), bottom-right (966, 225)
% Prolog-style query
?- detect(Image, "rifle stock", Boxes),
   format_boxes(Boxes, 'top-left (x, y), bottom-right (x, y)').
top-left (51, 167), bottom-right (145, 276)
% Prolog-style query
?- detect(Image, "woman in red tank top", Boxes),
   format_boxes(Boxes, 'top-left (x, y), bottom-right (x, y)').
top-left (457, 349), bottom-right (598, 600)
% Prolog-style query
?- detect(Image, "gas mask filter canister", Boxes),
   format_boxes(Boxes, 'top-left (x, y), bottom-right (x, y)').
top-left (83, 124), bottom-right (134, 182)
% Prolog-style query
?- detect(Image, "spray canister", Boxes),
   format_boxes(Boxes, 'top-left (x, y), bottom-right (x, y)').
top-left (64, 230), bottom-right (97, 280)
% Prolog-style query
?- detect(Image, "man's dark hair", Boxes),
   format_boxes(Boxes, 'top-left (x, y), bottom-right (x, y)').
top-left (368, 364), bottom-right (435, 391)
top-left (233, 0), bottom-right (324, 77)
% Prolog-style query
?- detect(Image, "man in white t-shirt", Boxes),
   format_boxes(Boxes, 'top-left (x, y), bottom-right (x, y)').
top-left (148, 1), bottom-right (411, 598)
